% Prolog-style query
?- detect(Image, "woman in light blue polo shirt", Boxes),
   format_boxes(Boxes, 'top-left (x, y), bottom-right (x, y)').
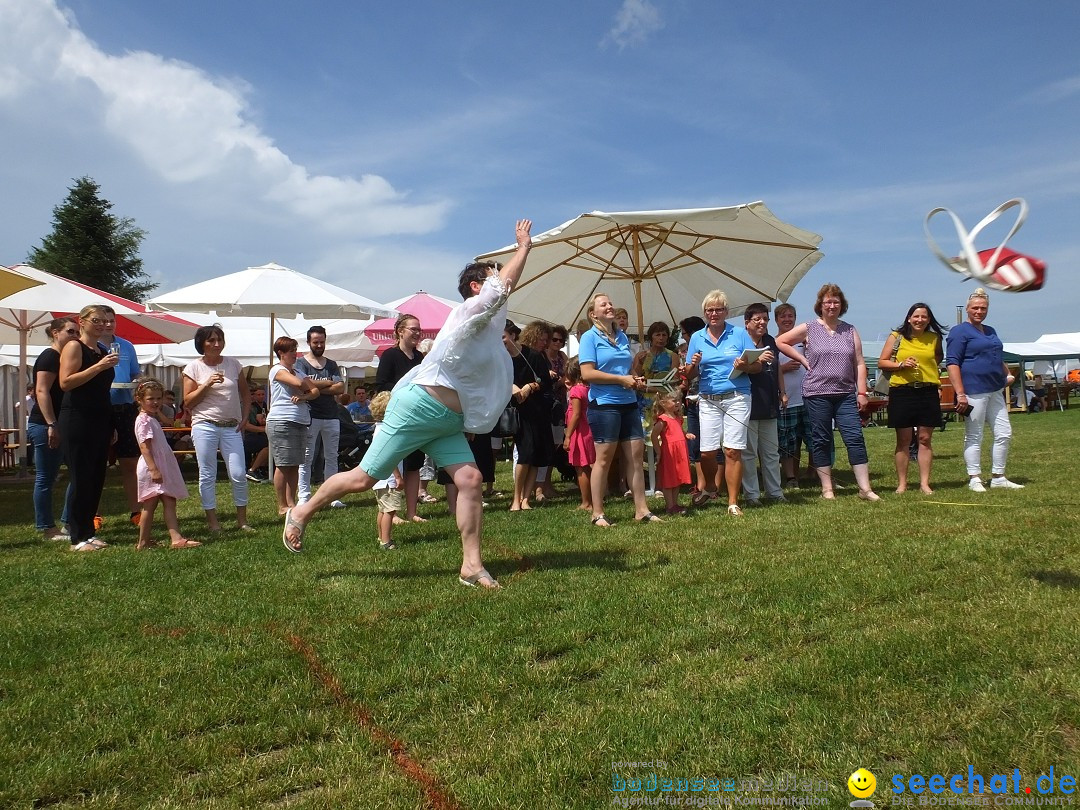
top-left (578, 293), bottom-right (661, 527)
top-left (684, 290), bottom-right (765, 516)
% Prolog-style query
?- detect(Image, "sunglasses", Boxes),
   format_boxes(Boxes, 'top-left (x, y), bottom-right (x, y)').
top-left (551, 336), bottom-right (565, 343)
top-left (89, 318), bottom-right (115, 326)
top-left (63, 328), bottom-right (78, 335)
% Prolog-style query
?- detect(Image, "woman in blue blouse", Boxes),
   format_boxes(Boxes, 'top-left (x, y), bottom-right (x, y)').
top-left (578, 293), bottom-right (661, 527)
top-left (946, 288), bottom-right (1022, 491)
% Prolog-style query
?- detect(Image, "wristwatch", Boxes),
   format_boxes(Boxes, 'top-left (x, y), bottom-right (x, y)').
top-left (47, 422), bottom-right (57, 428)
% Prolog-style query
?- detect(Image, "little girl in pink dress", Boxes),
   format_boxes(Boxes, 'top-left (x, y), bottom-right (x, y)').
top-left (134, 379), bottom-right (200, 550)
top-left (562, 359), bottom-right (596, 511)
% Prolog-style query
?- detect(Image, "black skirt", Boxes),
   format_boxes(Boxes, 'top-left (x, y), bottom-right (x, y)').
top-left (886, 385), bottom-right (942, 429)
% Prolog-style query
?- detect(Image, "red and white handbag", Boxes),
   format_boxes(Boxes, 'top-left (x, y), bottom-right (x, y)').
top-left (924, 198), bottom-right (1047, 292)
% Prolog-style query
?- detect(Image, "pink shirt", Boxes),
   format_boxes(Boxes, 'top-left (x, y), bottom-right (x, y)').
top-left (182, 356), bottom-right (244, 424)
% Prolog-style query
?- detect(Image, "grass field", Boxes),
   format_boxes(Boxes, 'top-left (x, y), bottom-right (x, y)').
top-left (2, 409), bottom-right (1079, 809)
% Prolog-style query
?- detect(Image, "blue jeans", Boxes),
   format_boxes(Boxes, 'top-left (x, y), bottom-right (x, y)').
top-left (685, 400), bottom-right (701, 463)
top-left (28, 421), bottom-right (71, 530)
top-left (804, 393), bottom-right (868, 468)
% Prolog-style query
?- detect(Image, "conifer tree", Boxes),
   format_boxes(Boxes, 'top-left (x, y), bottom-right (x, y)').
top-left (27, 176), bottom-right (156, 301)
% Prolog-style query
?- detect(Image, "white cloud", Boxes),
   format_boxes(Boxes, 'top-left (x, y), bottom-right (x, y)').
top-left (603, 0), bottom-right (664, 49)
top-left (1029, 75), bottom-right (1080, 105)
top-left (0, 0), bottom-right (449, 238)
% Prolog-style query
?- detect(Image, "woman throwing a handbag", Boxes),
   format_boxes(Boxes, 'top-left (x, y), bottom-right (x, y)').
top-left (946, 288), bottom-right (1022, 492)
top-left (877, 303), bottom-right (947, 494)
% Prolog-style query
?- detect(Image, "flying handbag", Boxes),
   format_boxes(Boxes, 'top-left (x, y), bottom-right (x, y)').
top-left (925, 198), bottom-right (1047, 292)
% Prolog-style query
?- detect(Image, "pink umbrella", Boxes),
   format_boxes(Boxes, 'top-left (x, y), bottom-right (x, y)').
top-left (364, 291), bottom-right (456, 355)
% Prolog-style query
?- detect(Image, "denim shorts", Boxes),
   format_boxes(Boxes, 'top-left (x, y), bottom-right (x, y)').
top-left (586, 402), bottom-right (645, 445)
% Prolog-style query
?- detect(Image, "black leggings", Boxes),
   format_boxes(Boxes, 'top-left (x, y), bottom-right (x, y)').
top-left (60, 408), bottom-right (111, 543)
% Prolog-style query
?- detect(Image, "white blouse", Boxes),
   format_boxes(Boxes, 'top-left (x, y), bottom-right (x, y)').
top-left (399, 275), bottom-right (512, 433)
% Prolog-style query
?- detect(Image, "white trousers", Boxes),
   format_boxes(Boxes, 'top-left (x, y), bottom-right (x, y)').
top-left (298, 418), bottom-right (340, 502)
top-left (963, 392), bottom-right (1012, 476)
top-left (191, 422), bottom-right (248, 511)
top-left (741, 418), bottom-right (783, 499)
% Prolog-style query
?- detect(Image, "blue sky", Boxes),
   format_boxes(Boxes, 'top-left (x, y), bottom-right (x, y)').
top-left (1, 0), bottom-right (1078, 342)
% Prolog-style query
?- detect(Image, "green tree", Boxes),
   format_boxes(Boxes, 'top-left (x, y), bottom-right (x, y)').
top-left (27, 176), bottom-right (156, 301)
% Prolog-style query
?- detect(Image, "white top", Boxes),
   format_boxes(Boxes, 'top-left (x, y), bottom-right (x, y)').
top-left (182, 356), bottom-right (244, 424)
top-left (398, 275), bottom-right (512, 433)
top-left (266, 363), bottom-right (311, 425)
top-left (782, 342), bottom-right (808, 408)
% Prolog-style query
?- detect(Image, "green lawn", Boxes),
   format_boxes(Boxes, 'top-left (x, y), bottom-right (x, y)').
top-left (2, 410), bottom-right (1079, 808)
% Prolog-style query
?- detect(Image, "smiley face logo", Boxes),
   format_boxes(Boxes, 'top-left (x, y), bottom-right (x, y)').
top-left (847, 768), bottom-right (877, 798)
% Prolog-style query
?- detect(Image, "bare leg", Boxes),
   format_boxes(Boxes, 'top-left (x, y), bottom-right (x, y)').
top-left (574, 465), bottom-right (592, 510)
top-left (287, 465), bottom-right (378, 544)
top-left (204, 507), bottom-right (221, 531)
top-left (816, 465), bottom-right (834, 498)
top-left (445, 462), bottom-right (493, 584)
top-left (621, 439), bottom-right (652, 519)
top-left (445, 482), bottom-right (458, 517)
top-left (512, 464), bottom-right (538, 510)
top-left (377, 509), bottom-right (394, 543)
top-left (403, 469), bottom-right (423, 521)
top-left (699, 450), bottom-right (720, 496)
top-left (273, 466), bottom-right (299, 515)
top-left (723, 447), bottom-right (743, 507)
top-left (236, 505), bottom-right (248, 528)
top-left (917, 426), bottom-right (934, 494)
top-left (590, 442), bottom-right (619, 526)
top-left (852, 463), bottom-right (878, 499)
top-left (137, 496), bottom-right (158, 549)
top-left (894, 427), bottom-right (913, 493)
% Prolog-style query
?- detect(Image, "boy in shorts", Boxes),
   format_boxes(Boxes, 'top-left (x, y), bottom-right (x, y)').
top-left (369, 393), bottom-right (403, 550)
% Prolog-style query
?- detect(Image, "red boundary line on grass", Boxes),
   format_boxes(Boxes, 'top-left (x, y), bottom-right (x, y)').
top-left (283, 632), bottom-right (461, 810)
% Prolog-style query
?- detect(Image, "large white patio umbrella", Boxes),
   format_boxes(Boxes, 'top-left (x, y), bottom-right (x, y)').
top-left (475, 202), bottom-right (824, 335)
top-left (0, 264), bottom-right (200, 472)
top-left (149, 262), bottom-right (395, 364)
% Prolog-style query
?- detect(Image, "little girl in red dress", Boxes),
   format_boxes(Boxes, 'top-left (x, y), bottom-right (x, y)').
top-left (650, 391), bottom-right (692, 515)
top-left (561, 359), bottom-right (595, 511)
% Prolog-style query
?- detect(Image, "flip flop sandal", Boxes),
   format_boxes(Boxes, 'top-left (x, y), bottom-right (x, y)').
top-left (171, 538), bottom-right (202, 549)
top-left (459, 568), bottom-right (500, 589)
top-left (282, 509), bottom-right (304, 553)
top-left (70, 540), bottom-right (101, 552)
top-left (637, 512), bottom-right (663, 523)
top-left (591, 514), bottom-right (614, 528)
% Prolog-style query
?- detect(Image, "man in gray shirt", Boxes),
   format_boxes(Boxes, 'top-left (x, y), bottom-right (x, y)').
top-left (295, 326), bottom-right (346, 508)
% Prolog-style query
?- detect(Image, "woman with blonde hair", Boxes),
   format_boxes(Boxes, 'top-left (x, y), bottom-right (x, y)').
top-left (59, 304), bottom-right (121, 550)
top-left (683, 290), bottom-right (763, 516)
top-left (946, 288), bottom-right (1022, 491)
top-left (578, 293), bottom-right (659, 526)
top-left (375, 312), bottom-right (426, 521)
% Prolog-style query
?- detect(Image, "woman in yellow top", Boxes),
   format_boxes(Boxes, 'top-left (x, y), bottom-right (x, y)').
top-left (877, 302), bottom-right (947, 494)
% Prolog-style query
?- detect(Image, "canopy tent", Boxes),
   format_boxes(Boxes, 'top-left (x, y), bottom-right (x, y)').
top-left (1001, 336), bottom-right (1080, 412)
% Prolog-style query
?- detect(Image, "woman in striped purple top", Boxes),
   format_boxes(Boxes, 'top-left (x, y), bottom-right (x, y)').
top-left (776, 283), bottom-right (880, 502)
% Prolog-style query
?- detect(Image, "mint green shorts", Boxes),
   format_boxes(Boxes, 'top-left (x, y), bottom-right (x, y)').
top-left (361, 384), bottom-right (473, 481)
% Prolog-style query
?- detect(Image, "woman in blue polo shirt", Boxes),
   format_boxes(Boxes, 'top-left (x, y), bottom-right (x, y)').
top-left (578, 293), bottom-right (661, 527)
top-left (684, 290), bottom-right (764, 517)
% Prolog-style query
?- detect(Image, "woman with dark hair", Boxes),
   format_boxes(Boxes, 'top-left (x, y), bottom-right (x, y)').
top-left (182, 324), bottom-right (253, 531)
top-left (506, 320), bottom-right (554, 511)
top-left (776, 283), bottom-right (879, 501)
top-left (266, 336), bottom-right (319, 516)
top-left (535, 322), bottom-right (569, 502)
top-left (28, 316), bottom-right (78, 539)
top-left (375, 312), bottom-right (426, 522)
top-left (878, 302), bottom-right (946, 494)
top-left (59, 304), bottom-right (120, 550)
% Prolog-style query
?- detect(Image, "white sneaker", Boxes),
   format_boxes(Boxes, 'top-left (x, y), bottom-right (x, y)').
top-left (968, 478), bottom-right (987, 493)
top-left (990, 477), bottom-right (1025, 489)
top-left (330, 500), bottom-right (347, 508)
